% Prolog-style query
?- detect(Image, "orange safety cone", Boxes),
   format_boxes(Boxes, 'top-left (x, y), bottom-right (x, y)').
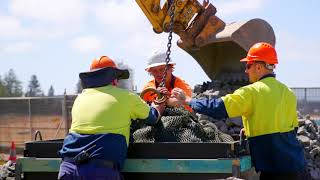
top-left (8, 141), bottom-right (16, 162)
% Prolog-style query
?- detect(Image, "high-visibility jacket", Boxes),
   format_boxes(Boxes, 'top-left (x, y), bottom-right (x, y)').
top-left (143, 75), bottom-right (192, 111)
top-left (60, 84), bottom-right (159, 170)
top-left (188, 74), bottom-right (305, 172)
top-left (221, 76), bottom-right (298, 138)
top-left (70, 85), bottom-right (155, 144)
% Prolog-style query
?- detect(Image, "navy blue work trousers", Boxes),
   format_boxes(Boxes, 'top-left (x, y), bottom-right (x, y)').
top-left (58, 161), bottom-right (123, 180)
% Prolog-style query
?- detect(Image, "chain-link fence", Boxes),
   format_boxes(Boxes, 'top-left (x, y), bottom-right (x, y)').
top-left (0, 95), bottom-right (76, 153)
top-left (292, 88), bottom-right (320, 117)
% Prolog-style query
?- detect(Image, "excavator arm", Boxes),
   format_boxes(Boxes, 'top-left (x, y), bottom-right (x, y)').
top-left (136, 0), bottom-right (204, 34)
top-left (136, 0), bottom-right (276, 81)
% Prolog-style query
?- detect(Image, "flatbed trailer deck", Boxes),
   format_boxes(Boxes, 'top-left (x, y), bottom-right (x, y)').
top-left (16, 139), bottom-right (255, 180)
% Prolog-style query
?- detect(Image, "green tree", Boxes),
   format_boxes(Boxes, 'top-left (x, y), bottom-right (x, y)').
top-left (0, 76), bottom-right (7, 96)
top-left (3, 69), bottom-right (23, 97)
top-left (76, 79), bottom-right (82, 94)
top-left (25, 75), bottom-right (43, 97)
top-left (48, 85), bottom-right (55, 96)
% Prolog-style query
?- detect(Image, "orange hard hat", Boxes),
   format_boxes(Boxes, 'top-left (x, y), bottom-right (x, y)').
top-left (240, 42), bottom-right (278, 64)
top-left (90, 56), bottom-right (117, 70)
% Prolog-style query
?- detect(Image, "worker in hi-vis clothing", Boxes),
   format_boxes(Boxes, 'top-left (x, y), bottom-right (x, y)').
top-left (172, 42), bottom-right (310, 180)
top-left (58, 56), bottom-right (165, 180)
top-left (142, 51), bottom-right (193, 111)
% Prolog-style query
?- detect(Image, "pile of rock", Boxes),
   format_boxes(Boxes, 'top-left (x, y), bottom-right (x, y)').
top-left (193, 80), bottom-right (246, 137)
top-left (296, 114), bottom-right (320, 180)
top-left (0, 161), bottom-right (15, 180)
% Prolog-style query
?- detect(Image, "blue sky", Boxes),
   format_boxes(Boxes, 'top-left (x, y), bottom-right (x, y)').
top-left (0, 0), bottom-right (319, 95)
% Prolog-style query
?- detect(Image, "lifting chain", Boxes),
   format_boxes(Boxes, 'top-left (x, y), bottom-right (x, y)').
top-left (140, 1), bottom-right (175, 104)
top-left (159, 0), bottom-right (176, 87)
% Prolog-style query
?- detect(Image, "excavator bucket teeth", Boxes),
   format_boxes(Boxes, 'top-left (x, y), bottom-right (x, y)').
top-left (178, 18), bottom-right (276, 80)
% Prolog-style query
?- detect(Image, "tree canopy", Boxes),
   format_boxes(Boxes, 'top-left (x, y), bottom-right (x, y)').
top-left (48, 85), bottom-right (55, 96)
top-left (25, 75), bottom-right (43, 97)
top-left (3, 69), bottom-right (23, 97)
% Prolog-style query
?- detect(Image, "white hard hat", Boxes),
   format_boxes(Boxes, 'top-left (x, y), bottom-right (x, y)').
top-left (145, 51), bottom-right (175, 71)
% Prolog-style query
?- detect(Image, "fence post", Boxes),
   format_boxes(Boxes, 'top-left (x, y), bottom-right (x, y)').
top-left (28, 98), bottom-right (33, 141)
top-left (304, 88), bottom-right (308, 113)
top-left (304, 88), bottom-right (307, 103)
top-left (62, 91), bottom-right (68, 136)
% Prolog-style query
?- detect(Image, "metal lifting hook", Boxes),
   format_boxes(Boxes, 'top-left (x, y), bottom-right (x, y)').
top-left (140, 87), bottom-right (167, 104)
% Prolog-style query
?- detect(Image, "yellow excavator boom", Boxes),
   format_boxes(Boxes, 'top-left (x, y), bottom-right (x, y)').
top-left (136, 0), bottom-right (276, 80)
top-left (136, 0), bottom-right (203, 33)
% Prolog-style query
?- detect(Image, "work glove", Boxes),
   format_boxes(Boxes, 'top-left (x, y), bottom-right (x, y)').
top-left (156, 87), bottom-right (180, 107)
top-left (156, 87), bottom-right (170, 96)
top-left (171, 88), bottom-right (192, 104)
top-left (165, 88), bottom-right (189, 107)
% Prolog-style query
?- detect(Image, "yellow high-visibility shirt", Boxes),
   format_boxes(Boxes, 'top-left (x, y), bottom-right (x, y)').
top-left (70, 85), bottom-right (150, 144)
top-left (221, 77), bottom-right (298, 138)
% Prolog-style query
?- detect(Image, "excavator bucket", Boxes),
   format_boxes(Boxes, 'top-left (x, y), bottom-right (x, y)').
top-left (177, 18), bottom-right (276, 80)
top-left (136, 0), bottom-right (276, 81)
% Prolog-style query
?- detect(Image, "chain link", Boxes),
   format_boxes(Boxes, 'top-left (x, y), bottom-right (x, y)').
top-left (159, 0), bottom-right (175, 87)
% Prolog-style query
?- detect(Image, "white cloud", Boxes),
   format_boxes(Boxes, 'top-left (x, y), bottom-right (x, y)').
top-left (9, 0), bottom-right (89, 24)
top-left (0, 15), bottom-right (75, 40)
top-left (0, 0), bottom-right (91, 40)
top-left (0, 15), bottom-right (26, 38)
top-left (2, 41), bottom-right (34, 53)
top-left (94, 1), bottom-right (147, 33)
top-left (215, 0), bottom-right (265, 16)
top-left (70, 36), bottom-right (103, 53)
